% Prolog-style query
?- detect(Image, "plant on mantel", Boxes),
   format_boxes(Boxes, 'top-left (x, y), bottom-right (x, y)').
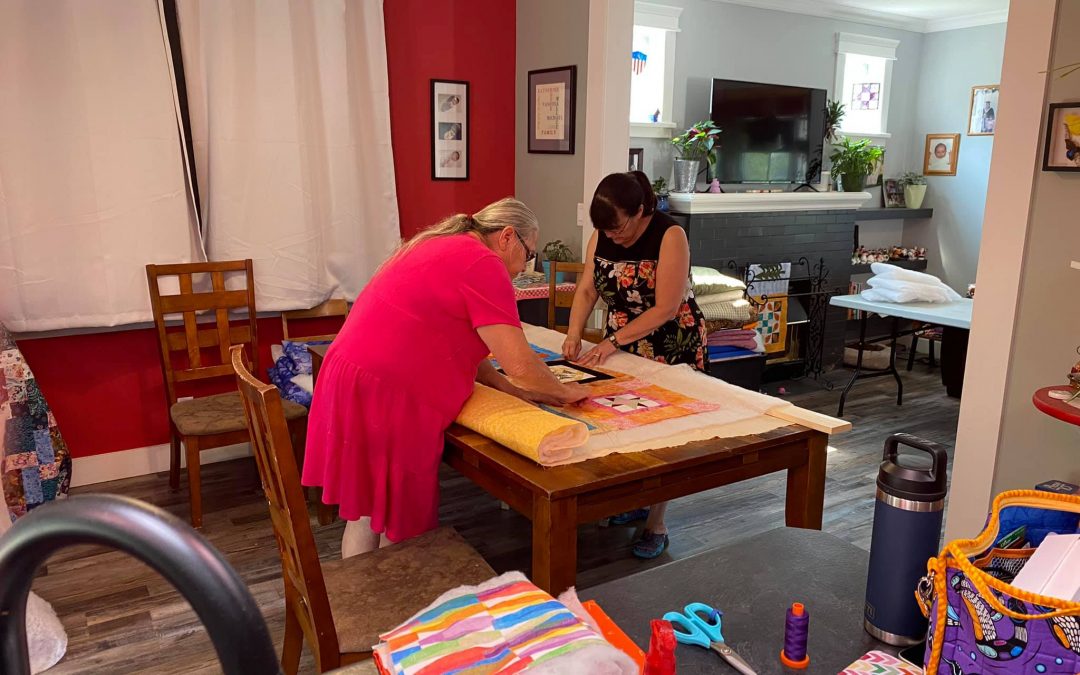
top-left (671, 120), bottom-right (721, 176)
top-left (824, 99), bottom-right (846, 144)
top-left (899, 171), bottom-right (928, 209)
top-left (829, 137), bottom-right (884, 193)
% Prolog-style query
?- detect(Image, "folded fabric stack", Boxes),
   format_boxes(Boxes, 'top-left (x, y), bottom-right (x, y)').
top-left (707, 328), bottom-right (758, 350)
top-left (861, 263), bottom-right (963, 304)
top-left (692, 266), bottom-right (754, 323)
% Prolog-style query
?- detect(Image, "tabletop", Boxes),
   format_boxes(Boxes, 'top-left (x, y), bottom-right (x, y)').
top-left (1032, 385), bottom-right (1080, 427)
top-left (513, 281), bottom-right (576, 302)
top-left (583, 527), bottom-right (897, 674)
top-left (830, 294), bottom-right (973, 329)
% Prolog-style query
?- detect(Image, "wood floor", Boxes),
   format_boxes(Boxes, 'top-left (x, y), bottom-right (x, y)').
top-left (35, 364), bottom-right (959, 674)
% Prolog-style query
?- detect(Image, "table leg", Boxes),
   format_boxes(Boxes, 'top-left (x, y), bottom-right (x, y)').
top-left (531, 496), bottom-right (578, 595)
top-left (785, 434), bottom-right (827, 530)
top-left (837, 310), bottom-right (869, 416)
top-left (888, 316), bottom-right (903, 405)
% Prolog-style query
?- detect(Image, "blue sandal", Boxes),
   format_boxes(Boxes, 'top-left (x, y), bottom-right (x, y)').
top-left (609, 508), bottom-right (650, 526)
top-left (632, 530), bottom-right (670, 559)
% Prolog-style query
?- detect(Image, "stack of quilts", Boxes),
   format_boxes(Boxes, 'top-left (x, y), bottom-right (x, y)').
top-left (692, 267), bottom-right (763, 363)
top-left (862, 263), bottom-right (962, 304)
top-left (374, 572), bottom-right (638, 674)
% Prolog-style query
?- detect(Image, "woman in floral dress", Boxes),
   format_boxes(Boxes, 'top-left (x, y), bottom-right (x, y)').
top-left (562, 171), bottom-right (708, 559)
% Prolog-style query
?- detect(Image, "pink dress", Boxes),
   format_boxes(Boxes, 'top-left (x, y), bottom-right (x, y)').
top-left (301, 235), bottom-right (521, 542)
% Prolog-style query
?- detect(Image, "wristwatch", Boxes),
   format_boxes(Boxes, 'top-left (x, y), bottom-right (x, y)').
top-left (607, 333), bottom-right (621, 349)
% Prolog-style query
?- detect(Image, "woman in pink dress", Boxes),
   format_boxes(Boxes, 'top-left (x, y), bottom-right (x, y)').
top-left (302, 198), bottom-right (585, 557)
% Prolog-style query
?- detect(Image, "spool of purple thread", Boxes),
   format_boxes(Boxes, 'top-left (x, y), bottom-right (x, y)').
top-left (780, 602), bottom-right (810, 669)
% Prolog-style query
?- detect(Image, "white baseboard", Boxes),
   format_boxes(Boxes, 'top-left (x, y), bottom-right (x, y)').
top-left (71, 442), bottom-right (252, 488)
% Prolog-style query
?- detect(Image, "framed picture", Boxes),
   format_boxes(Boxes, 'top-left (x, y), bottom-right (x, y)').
top-left (1042, 102), bottom-right (1080, 172)
top-left (528, 66), bottom-right (576, 154)
top-left (924, 134), bottom-right (960, 176)
top-left (431, 79), bottom-right (468, 180)
top-left (629, 147), bottom-right (644, 172)
top-left (882, 178), bottom-right (906, 208)
top-left (968, 85), bottom-right (999, 136)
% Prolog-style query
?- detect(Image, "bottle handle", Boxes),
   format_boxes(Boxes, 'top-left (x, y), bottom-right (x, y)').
top-left (882, 433), bottom-right (949, 481)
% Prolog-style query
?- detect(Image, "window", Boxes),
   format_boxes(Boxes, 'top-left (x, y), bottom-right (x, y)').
top-left (630, 2), bottom-right (681, 137)
top-left (834, 33), bottom-right (899, 137)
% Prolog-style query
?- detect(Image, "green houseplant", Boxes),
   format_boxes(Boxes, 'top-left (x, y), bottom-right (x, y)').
top-left (652, 177), bottom-right (670, 212)
top-left (824, 99), bottom-right (846, 144)
top-left (542, 240), bottom-right (575, 282)
top-left (829, 137), bottom-right (884, 193)
top-left (670, 120), bottom-right (721, 192)
top-left (899, 172), bottom-right (927, 209)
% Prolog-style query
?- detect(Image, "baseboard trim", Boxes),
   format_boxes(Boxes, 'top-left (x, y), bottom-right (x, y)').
top-left (71, 442), bottom-right (252, 488)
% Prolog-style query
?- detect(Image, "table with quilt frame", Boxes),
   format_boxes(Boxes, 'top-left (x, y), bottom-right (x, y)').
top-left (309, 345), bottom-right (828, 595)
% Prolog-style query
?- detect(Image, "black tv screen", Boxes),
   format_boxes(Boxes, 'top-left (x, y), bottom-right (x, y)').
top-left (710, 79), bottom-right (826, 185)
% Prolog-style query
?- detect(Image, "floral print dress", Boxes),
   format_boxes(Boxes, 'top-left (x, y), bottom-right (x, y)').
top-left (593, 211), bottom-right (709, 372)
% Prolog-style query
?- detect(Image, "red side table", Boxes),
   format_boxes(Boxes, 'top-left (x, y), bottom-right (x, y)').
top-left (1032, 386), bottom-right (1080, 427)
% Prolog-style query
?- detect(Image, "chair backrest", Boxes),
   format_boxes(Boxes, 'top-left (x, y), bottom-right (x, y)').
top-left (231, 345), bottom-right (341, 669)
top-left (146, 260), bottom-right (260, 406)
top-left (281, 298), bottom-right (348, 343)
top-left (547, 262), bottom-right (586, 333)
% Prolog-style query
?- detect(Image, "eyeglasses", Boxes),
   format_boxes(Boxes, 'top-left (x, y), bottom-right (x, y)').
top-left (514, 230), bottom-right (537, 263)
top-left (609, 214), bottom-right (632, 236)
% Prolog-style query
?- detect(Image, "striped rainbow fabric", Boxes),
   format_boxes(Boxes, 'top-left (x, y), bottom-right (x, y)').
top-left (377, 573), bottom-right (614, 674)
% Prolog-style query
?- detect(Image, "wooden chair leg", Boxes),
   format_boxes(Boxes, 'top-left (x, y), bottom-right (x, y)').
top-left (185, 437), bottom-right (203, 528)
top-left (169, 433), bottom-right (181, 491)
top-left (280, 600), bottom-right (304, 675)
top-left (928, 340), bottom-right (937, 368)
top-left (316, 501), bottom-right (335, 526)
top-left (907, 335), bottom-right (919, 371)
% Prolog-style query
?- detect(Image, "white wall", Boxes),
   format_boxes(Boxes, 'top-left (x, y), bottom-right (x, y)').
top-left (516, 0), bottom-right (590, 259)
top-left (630, 0), bottom-right (925, 185)
top-left (904, 24), bottom-right (1007, 291)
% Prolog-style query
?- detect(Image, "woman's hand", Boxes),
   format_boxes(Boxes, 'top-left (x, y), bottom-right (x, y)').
top-left (515, 383), bottom-right (588, 407)
top-left (562, 334), bottom-right (583, 361)
top-left (575, 338), bottom-right (617, 367)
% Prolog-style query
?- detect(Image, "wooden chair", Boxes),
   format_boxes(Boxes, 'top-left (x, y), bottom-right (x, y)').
top-left (907, 322), bottom-right (942, 371)
top-left (281, 298), bottom-right (349, 343)
top-left (146, 260), bottom-right (308, 528)
top-left (547, 261), bottom-right (604, 343)
top-left (230, 346), bottom-right (494, 673)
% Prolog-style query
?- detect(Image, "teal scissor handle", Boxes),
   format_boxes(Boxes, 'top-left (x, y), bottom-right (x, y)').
top-left (663, 602), bottom-right (725, 648)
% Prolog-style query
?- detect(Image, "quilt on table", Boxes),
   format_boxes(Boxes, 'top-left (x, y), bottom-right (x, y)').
top-left (0, 323), bottom-right (72, 521)
top-left (489, 344), bottom-right (560, 371)
top-left (542, 378), bottom-right (721, 433)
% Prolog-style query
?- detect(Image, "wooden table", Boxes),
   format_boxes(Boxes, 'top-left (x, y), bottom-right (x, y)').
top-left (1033, 385), bottom-right (1080, 427)
top-left (309, 345), bottom-right (828, 595)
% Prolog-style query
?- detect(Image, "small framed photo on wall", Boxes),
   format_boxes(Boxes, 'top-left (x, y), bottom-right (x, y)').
top-left (528, 66), bottom-right (576, 154)
top-left (1042, 102), bottom-right (1080, 171)
top-left (924, 133), bottom-right (960, 176)
top-left (968, 85), bottom-right (999, 136)
top-left (431, 79), bottom-right (468, 180)
top-left (629, 147), bottom-right (644, 172)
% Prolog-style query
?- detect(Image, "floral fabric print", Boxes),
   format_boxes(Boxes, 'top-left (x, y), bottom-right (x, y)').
top-left (594, 257), bottom-right (709, 372)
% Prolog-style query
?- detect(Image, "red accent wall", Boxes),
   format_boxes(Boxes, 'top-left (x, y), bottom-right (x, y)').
top-left (16, 3), bottom-right (518, 459)
top-left (384, 0), bottom-right (517, 238)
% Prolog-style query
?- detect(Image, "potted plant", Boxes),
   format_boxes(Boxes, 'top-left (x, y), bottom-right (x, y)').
top-left (824, 99), bottom-right (846, 144)
top-left (670, 120), bottom-right (721, 193)
top-left (829, 137), bottom-right (884, 193)
top-left (542, 240), bottom-right (575, 282)
top-left (899, 172), bottom-right (927, 209)
top-left (652, 177), bottom-right (670, 212)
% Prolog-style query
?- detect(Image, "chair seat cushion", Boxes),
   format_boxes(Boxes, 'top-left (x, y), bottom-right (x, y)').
top-left (170, 391), bottom-right (306, 436)
top-left (322, 526), bottom-right (494, 654)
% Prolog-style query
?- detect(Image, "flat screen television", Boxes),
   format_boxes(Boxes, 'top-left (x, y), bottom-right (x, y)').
top-left (710, 78), bottom-right (827, 185)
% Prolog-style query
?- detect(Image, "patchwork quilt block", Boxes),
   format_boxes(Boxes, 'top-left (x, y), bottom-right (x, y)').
top-left (544, 378), bottom-right (720, 433)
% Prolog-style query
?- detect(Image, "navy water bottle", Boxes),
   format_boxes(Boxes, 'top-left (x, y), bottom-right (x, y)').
top-left (864, 433), bottom-right (949, 646)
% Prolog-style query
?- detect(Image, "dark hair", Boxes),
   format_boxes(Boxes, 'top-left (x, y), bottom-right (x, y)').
top-left (589, 171), bottom-right (656, 231)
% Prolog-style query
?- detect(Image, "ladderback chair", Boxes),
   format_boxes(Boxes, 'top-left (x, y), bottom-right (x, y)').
top-left (146, 260), bottom-right (308, 528)
top-left (281, 298), bottom-right (349, 343)
top-left (230, 346), bottom-right (495, 674)
top-left (547, 261), bottom-right (604, 343)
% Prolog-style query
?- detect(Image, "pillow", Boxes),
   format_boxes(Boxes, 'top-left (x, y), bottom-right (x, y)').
top-left (861, 285), bottom-right (957, 304)
top-left (692, 266), bottom-right (746, 296)
top-left (866, 276), bottom-right (962, 302)
top-left (870, 263), bottom-right (953, 288)
top-left (696, 289), bottom-right (745, 304)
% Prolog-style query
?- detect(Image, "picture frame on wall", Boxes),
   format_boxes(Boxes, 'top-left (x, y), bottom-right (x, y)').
top-left (1042, 102), bottom-right (1080, 172)
top-left (629, 147), bottom-right (644, 172)
top-left (528, 66), bottom-right (576, 154)
top-left (968, 84), bottom-right (999, 136)
top-left (431, 79), bottom-right (468, 180)
top-left (924, 133), bottom-right (960, 176)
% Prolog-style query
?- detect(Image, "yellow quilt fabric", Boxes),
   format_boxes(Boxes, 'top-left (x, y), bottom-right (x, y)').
top-left (455, 384), bottom-right (588, 464)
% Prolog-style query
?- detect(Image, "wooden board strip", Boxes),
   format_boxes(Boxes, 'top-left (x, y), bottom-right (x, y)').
top-left (768, 406), bottom-right (851, 435)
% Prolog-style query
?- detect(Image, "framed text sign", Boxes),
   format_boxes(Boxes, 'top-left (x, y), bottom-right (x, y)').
top-left (528, 66), bottom-right (576, 154)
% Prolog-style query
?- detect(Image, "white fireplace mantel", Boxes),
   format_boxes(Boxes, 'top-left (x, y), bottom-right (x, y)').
top-left (668, 191), bottom-right (873, 214)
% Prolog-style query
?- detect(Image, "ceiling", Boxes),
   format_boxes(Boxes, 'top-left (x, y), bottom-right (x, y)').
top-left (711, 0), bottom-right (1010, 33)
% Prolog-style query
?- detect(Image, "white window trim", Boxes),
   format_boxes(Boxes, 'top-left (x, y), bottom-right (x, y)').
top-left (834, 32), bottom-right (899, 136)
top-left (633, 2), bottom-right (681, 130)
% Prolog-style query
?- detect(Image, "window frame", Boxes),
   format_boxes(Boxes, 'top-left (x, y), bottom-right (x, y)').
top-left (834, 32), bottom-right (899, 139)
top-left (630, 2), bottom-right (682, 138)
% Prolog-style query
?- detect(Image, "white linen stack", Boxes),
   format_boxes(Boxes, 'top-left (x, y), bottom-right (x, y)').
top-left (861, 263), bottom-right (963, 304)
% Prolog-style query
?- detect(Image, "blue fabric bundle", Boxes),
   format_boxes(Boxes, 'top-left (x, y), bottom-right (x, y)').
top-left (268, 340), bottom-right (331, 407)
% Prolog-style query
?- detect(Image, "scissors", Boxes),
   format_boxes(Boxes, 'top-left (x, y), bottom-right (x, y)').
top-left (663, 602), bottom-right (758, 675)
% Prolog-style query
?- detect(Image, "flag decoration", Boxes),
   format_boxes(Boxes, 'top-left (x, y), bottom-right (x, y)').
top-left (631, 51), bottom-right (647, 75)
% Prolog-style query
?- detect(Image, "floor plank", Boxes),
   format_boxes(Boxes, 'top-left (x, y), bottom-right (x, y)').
top-left (35, 364), bottom-right (957, 674)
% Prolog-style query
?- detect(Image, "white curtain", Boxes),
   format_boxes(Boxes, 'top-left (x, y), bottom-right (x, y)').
top-left (176, 0), bottom-right (400, 310)
top-left (0, 0), bottom-right (203, 332)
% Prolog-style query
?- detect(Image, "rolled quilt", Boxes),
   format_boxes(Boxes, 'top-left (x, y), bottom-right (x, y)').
top-left (455, 384), bottom-right (588, 464)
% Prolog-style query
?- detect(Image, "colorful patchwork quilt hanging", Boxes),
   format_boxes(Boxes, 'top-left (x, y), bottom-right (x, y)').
top-left (755, 296), bottom-right (789, 354)
top-left (542, 378), bottom-right (720, 433)
top-left (0, 323), bottom-right (72, 521)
